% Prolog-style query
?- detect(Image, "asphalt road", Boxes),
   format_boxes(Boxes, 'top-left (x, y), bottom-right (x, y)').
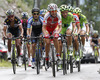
top-left (0, 63), bottom-right (100, 80)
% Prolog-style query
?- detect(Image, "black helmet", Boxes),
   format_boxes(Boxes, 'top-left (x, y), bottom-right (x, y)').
top-left (32, 7), bottom-right (40, 13)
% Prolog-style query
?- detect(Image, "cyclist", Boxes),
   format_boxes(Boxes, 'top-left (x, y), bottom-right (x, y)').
top-left (68, 5), bottom-right (81, 57)
top-left (42, 3), bottom-right (62, 68)
top-left (74, 7), bottom-right (89, 51)
top-left (27, 7), bottom-right (43, 68)
top-left (3, 9), bottom-right (23, 66)
top-left (21, 12), bottom-right (31, 67)
top-left (58, 5), bottom-right (76, 57)
top-left (40, 9), bottom-right (47, 17)
top-left (90, 30), bottom-right (100, 57)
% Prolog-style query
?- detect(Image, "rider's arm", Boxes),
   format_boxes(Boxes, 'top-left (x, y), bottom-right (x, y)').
top-left (27, 27), bottom-right (32, 36)
top-left (57, 25), bottom-right (62, 34)
top-left (56, 13), bottom-right (62, 34)
top-left (42, 14), bottom-right (48, 35)
top-left (90, 38), bottom-right (94, 46)
top-left (3, 21), bottom-right (7, 37)
top-left (85, 23), bottom-right (89, 34)
top-left (42, 24), bottom-right (47, 35)
top-left (84, 17), bottom-right (89, 34)
top-left (98, 38), bottom-right (100, 45)
top-left (75, 15), bottom-right (81, 34)
top-left (3, 26), bottom-right (7, 37)
top-left (76, 23), bottom-right (81, 34)
top-left (19, 24), bottom-right (23, 37)
top-left (72, 15), bottom-right (76, 33)
top-left (27, 19), bottom-right (32, 36)
top-left (72, 22), bottom-right (76, 33)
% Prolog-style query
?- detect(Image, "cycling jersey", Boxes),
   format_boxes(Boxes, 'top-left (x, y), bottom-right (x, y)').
top-left (79, 14), bottom-right (88, 28)
top-left (73, 13), bottom-right (80, 24)
top-left (27, 16), bottom-right (43, 42)
top-left (21, 20), bottom-right (28, 38)
top-left (60, 12), bottom-right (75, 34)
top-left (43, 12), bottom-right (62, 35)
top-left (92, 36), bottom-right (99, 45)
top-left (4, 16), bottom-right (21, 37)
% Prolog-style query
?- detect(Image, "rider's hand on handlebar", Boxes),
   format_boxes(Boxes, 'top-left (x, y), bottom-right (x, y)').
top-left (27, 35), bottom-right (30, 40)
top-left (73, 32), bottom-right (78, 36)
top-left (54, 33), bottom-right (59, 38)
top-left (86, 32), bottom-right (89, 36)
top-left (44, 34), bottom-right (50, 38)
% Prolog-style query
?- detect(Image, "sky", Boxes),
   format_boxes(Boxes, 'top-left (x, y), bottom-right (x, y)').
top-left (80, 0), bottom-right (85, 5)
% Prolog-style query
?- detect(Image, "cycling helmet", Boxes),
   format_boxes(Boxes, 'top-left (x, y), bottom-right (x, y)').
top-left (40, 9), bottom-right (47, 15)
top-left (68, 5), bottom-right (74, 12)
top-left (47, 3), bottom-right (58, 11)
top-left (21, 12), bottom-right (28, 18)
top-left (92, 30), bottom-right (99, 36)
top-left (32, 7), bottom-right (40, 13)
top-left (73, 7), bottom-right (82, 15)
top-left (59, 5), bottom-right (69, 12)
top-left (6, 9), bottom-right (14, 16)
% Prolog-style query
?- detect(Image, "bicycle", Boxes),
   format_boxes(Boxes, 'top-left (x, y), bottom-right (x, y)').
top-left (57, 34), bottom-right (73, 74)
top-left (44, 34), bottom-right (59, 77)
top-left (21, 38), bottom-right (28, 71)
top-left (30, 36), bottom-right (43, 74)
top-left (4, 37), bottom-right (21, 74)
top-left (94, 44), bottom-right (100, 63)
top-left (58, 34), bottom-right (68, 75)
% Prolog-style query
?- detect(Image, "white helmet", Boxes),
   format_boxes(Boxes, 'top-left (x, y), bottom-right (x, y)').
top-left (47, 3), bottom-right (58, 11)
top-left (21, 12), bottom-right (28, 18)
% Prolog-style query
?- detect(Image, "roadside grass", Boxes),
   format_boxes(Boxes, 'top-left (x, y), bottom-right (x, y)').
top-left (0, 59), bottom-right (12, 67)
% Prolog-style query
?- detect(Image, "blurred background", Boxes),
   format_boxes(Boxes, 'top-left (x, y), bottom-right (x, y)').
top-left (0, 0), bottom-right (100, 37)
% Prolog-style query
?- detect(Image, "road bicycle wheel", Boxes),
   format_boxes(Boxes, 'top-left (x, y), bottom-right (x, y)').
top-left (36, 41), bottom-right (40, 74)
top-left (51, 45), bottom-right (56, 77)
top-left (12, 46), bottom-right (16, 74)
top-left (77, 61), bottom-right (80, 72)
top-left (70, 55), bottom-right (73, 73)
top-left (23, 44), bottom-right (27, 71)
top-left (95, 50), bottom-right (98, 63)
top-left (63, 45), bottom-right (67, 75)
top-left (77, 48), bottom-right (81, 72)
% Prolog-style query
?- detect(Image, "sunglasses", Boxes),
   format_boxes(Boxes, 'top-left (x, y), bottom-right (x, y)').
top-left (33, 13), bottom-right (39, 15)
top-left (22, 17), bottom-right (28, 19)
top-left (8, 15), bottom-right (14, 18)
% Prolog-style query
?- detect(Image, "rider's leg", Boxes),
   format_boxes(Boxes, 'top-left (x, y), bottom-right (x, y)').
top-left (27, 43), bottom-right (31, 66)
top-left (32, 43), bottom-right (36, 60)
top-left (45, 38), bottom-right (50, 66)
top-left (73, 36), bottom-right (79, 56)
top-left (80, 30), bottom-right (86, 50)
top-left (16, 39), bottom-right (21, 57)
top-left (31, 42), bottom-right (36, 68)
top-left (45, 39), bottom-right (51, 57)
top-left (7, 33), bottom-right (12, 59)
top-left (27, 43), bottom-right (31, 59)
top-left (66, 29), bottom-right (72, 49)
top-left (58, 40), bottom-right (62, 57)
top-left (53, 38), bottom-right (61, 59)
top-left (16, 39), bottom-right (22, 66)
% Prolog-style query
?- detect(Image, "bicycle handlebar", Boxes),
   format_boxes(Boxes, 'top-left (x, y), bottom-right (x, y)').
top-left (3, 37), bottom-right (21, 45)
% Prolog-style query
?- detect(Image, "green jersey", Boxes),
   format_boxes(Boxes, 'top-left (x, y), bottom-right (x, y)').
top-left (60, 12), bottom-right (75, 34)
top-left (79, 14), bottom-right (88, 28)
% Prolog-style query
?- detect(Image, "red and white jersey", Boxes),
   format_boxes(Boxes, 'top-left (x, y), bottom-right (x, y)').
top-left (43, 12), bottom-right (62, 32)
top-left (73, 13), bottom-right (80, 24)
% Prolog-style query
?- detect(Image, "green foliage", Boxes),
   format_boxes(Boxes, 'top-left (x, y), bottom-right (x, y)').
top-left (0, 60), bottom-right (12, 67)
top-left (7, 0), bottom-right (13, 3)
top-left (80, 0), bottom-right (100, 32)
top-left (16, 0), bottom-right (33, 13)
